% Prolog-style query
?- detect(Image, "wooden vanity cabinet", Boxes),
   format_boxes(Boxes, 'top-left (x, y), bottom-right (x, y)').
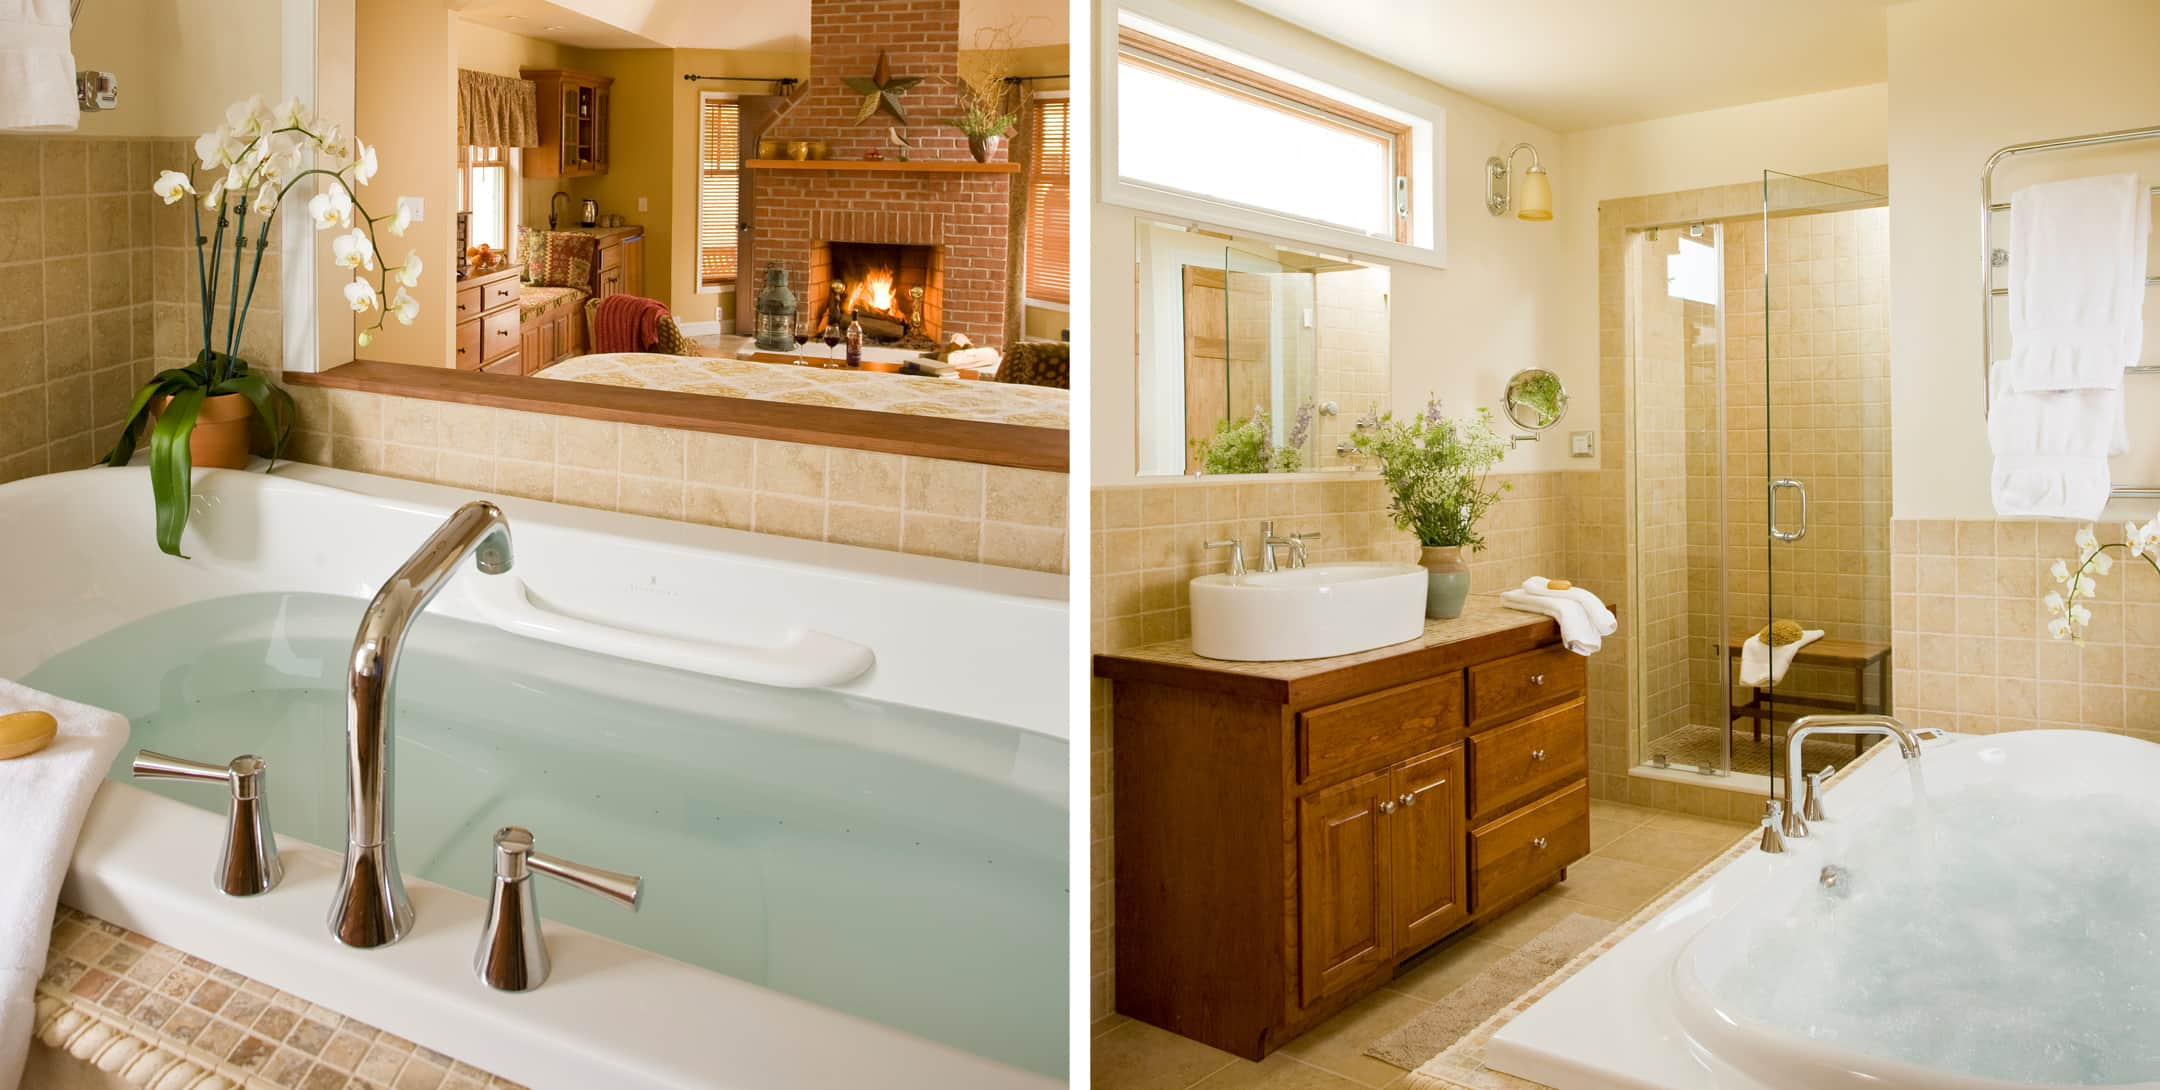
top-left (522, 69), bottom-right (613, 178)
top-left (1098, 604), bottom-right (1591, 1060)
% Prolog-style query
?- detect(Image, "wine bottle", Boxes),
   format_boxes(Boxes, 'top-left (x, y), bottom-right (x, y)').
top-left (845, 311), bottom-right (864, 368)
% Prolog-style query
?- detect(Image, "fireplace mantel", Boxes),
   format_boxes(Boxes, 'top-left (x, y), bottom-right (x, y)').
top-left (746, 158), bottom-right (1020, 175)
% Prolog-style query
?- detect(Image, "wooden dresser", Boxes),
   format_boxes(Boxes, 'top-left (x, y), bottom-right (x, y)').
top-left (453, 265), bottom-right (522, 374)
top-left (1094, 596), bottom-right (1591, 1059)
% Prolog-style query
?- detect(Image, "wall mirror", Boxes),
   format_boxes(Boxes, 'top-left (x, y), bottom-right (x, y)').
top-left (1501, 367), bottom-right (1568, 433)
top-left (289, 0), bottom-right (1072, 471)
top-left (1132, 220), bottom-right (1390, 476)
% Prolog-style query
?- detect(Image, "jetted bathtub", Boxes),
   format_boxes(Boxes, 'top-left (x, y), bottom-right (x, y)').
top-left (0, 464), bottom-right (1068, 1090)
top-left (1488, 729), bottom-right (2160, 1090)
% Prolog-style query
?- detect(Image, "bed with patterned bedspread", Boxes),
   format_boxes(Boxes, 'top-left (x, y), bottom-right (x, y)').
top-left (532, 352), bottom-right (1069, 429)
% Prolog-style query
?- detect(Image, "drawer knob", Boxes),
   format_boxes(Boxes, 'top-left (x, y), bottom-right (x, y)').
top-left (1529, 673), bottom-right (1546, 686)
top-left (1399, 792), bottom-right (1416, 807)
top-left (1378, 800), bottom-right (1396, 815)
top-left (1531, 836), bottom-right (1549, 851)
top-left (1531, 749), bottom-right (1547, 762)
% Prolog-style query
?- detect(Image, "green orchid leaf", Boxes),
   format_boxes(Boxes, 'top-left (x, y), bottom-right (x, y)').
top-left (102, 380), bottom-right (171, 467)
top-left (213, 373), bottom-right (291, 470)
top-left (148, 385), bottom-right (207, 558)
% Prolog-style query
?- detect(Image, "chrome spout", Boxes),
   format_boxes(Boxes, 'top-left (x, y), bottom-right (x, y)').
top-left (1781, 713), bottom-right (1923, 839)
top-left (331, 501), bottom-right (512, 948)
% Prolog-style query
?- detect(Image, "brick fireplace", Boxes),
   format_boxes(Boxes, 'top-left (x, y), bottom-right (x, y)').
top-left (745, 0), bottom-right (1012, 346)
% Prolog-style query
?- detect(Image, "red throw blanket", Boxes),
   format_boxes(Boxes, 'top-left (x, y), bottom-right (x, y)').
top-left (593, 294), bottom-right (669, 353)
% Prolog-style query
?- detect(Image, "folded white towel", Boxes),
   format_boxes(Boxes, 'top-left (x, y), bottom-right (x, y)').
top-left (0, 681), bottom-right (128, 1090)
top-left (1987, 360), bottom-right (2124, 520)
top-left (1500, 590), bottom-right (1600, 657)
top-left (1738, 628), bottom-right (1824, 688)
top-left (0, 0), bottom-right (77, 133)
top-left (2003, 172), bottom-right (2150, 392)
top-left (1521, 577), bottom-right (1616, 637)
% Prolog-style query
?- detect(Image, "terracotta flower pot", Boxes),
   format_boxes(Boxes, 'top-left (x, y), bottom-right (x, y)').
top-left (1419, 544), bottom-right (1471, 619)
top-left (967, 133), bottom-right (1002, 163)
top-left (151, 391), bottom-right (256, 469)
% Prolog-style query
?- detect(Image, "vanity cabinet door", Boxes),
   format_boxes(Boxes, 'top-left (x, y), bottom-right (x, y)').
top-left (1390, 745), bottom-right (1467, 954)
top-left (1298, 770), bottom-right (1391, 1006)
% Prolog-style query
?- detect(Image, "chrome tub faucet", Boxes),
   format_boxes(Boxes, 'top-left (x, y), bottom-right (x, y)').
top-left (331, 501), bottom-right (513, 948)
top-left (1777, 713), bottom-right (1927, 840)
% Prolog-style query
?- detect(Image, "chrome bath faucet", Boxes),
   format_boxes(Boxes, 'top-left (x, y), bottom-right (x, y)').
top-left (1775, 713), bottom-right (1928, 841)
top-left (331, 501), bottom-right (513, 948)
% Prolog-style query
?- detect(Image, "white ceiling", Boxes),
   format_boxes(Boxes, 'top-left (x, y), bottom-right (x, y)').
top-left (453, 0), bottom-right (1067, 54)
top-left (1227, 0), bottom-right (1896, 133)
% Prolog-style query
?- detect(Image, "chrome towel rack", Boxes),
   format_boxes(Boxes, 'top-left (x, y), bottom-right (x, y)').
top-left (1981, 123), bottom-right (2160, 501)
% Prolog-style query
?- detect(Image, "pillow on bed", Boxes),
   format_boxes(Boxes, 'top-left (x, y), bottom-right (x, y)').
top-left (527, 231), bottom-right (597, 289)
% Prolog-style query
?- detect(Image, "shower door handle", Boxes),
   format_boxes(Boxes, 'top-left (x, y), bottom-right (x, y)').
top-left (1770, 478), bottom-right (1808, 543)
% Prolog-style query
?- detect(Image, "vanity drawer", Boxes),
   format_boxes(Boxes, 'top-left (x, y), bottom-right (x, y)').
top-left (480, 308), bottom-right (521, 361)
top-left (454, 318), bottom-right (483, 370)
top-left (483, 275), bottom-right (520, 311)
top-left (1469, 778), bottom-right (1588, 914)
top-left (1297, 674), bottom-right (1463, 784)
top-left (1468, 644), bottom-right (1583, 727)
top-left (455, 282), bottom-right (483, 321)
top-left (1467, 699), bottom-right (1586, 823)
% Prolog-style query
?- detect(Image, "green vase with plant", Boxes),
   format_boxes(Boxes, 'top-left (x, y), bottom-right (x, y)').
top-left (103, 94), bottom-right (422, 557)
top-left (1350, 399), bottom-right (1510, 617)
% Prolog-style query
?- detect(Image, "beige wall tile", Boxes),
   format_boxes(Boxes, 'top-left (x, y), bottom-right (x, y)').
top-left (756, 440), bottom-right (828, 498)
top-left (905, 456), bottom-right (985, 517)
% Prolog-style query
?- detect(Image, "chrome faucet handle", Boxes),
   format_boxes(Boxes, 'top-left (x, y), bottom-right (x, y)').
top-left (475, 826), bottom-right (643, 992)
top-left (1286, 530), bottom-right (1322, 568)
top-left (1759, 799), bottom-right (1786, 854)
top-left (1203, 539), bottom-right (1247, 576)
top-left (1257, 522), bottom-right (1296, 572)
top-left (132, 750), bottom-right (283, 897)
top-left (1802, 764), bottom-right (1836, 822)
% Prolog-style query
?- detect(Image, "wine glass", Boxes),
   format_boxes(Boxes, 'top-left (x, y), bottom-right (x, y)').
top-left (791, 311), bottom-right (811, 364)
top-left (821, 322), bottom-right (842, 364)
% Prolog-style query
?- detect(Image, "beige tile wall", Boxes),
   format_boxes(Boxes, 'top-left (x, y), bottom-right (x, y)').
top-left (0, 135), bottom-right (174, 483)
top-left (1311, 265), bottom-right (1390, 471)
top-left (1892, 518), bottom-right (2160, 738)
top-left (1086, 470), bottom-right (1574, 1025)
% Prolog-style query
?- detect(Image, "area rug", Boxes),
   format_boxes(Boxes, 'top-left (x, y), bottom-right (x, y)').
top-left (1364, 914), bottom-right (1614, 1071)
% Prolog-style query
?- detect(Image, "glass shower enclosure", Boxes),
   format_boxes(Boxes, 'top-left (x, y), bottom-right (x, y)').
top-left (1628, 171), bottom-right (1889, 809)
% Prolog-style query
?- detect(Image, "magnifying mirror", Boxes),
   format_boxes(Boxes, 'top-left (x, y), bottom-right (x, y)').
top-left (1502, 368), bottom-right (1568, 433)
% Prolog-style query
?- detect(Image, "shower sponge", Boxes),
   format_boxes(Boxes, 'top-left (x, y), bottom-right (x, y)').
top-left (1756, 619), bottom-right (1806, 647)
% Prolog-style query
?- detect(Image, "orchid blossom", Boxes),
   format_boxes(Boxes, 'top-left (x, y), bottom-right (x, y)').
top-left (2045, 515), bottom-right (2160, 642)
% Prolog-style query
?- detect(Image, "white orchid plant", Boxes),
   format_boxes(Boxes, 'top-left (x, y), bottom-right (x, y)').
top-left (103, 94), bottom-right (422, 556)
top-left (2044, 518), bottom-right (2160, 642)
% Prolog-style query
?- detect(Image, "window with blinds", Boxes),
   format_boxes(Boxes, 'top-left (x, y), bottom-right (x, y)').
top-left (1025, 95), bottom-right (1071, 307)
top-left (697, 94), bottom-right (741, 289)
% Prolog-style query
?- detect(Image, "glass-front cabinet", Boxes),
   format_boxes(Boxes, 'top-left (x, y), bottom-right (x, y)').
top-left (522, 68), bottom-right (614, 178)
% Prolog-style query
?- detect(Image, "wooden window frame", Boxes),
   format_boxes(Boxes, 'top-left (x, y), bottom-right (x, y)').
top-left (696, 91), bottom-right (742, 292)
top-left (457, 144), bottom-right (520, 260)
top-left (1024, 92), bottom-right (1072, 308)
top-left (1116, 26), bottom-right (1413, 245)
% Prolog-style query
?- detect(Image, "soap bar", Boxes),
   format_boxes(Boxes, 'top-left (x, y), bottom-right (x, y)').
top-left (0, 710), bottom-right (59, 760)
top-left (1546, 579), bottom-right (1572, 591)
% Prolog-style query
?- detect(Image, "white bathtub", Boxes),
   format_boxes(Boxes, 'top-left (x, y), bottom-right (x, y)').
top-left (0, 464), bottom-right (1068, 1090)
top-left (1489, 729), bottom-right (2160, 1090)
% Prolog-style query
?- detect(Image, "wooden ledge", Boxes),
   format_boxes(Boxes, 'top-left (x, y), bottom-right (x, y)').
top-left (745, 158), bottom-right (1020, 174)
top-left (287, 360), bottom-right (1068, 473)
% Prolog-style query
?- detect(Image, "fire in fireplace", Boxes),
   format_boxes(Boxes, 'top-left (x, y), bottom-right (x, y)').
top-left (821, 242), bottom-right (938, 348)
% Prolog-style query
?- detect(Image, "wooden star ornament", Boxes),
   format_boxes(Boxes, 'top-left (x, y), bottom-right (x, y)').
top-left (845, 50), bottom-right (922, 126)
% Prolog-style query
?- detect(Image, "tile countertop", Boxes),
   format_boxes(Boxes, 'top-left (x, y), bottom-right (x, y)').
top-left (1093, 594), bottom-right (1565, 707)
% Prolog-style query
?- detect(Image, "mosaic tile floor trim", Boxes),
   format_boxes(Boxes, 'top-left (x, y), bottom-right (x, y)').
top-left (33, 906), bottom-right (524, 1090)
top-left (1402, 750), bottom-right (1889, 1090)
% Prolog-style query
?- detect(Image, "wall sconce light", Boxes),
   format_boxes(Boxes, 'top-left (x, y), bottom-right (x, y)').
top-left (1487, 142), bottom-right (1552, 221)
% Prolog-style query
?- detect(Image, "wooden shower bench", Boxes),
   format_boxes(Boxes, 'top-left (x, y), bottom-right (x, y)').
top-left (1726, 636), bottom-right (1893, 754)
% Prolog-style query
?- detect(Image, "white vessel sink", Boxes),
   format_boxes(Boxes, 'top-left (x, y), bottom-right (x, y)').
top-left (1190, 562), bottom-right (1429, 662)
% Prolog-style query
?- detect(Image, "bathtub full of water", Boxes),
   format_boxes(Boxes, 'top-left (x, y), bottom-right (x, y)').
top-left (1487, 729), bottom-right (2160, 1090)
top-left (0, 464), bottom-right (1067, 1090)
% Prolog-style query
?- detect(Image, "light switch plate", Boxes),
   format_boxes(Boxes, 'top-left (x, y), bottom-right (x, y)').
top-left (1570, 431), bottom-right (1595, 457)
top-left (637, 197), bottom-right (648, 212)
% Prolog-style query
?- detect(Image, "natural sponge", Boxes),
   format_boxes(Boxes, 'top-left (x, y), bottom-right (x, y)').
top-left (1757, 619), bottom-right (1805, 647)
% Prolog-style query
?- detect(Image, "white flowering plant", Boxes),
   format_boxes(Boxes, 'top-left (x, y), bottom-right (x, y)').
top-left (101, 95), bottom-right (422, 556)
top-left (2044, 518), bottom-right (2160, 641)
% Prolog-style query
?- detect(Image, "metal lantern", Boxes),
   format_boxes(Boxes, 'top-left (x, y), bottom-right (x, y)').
top-left (754, 264), bottom-right (796, 351)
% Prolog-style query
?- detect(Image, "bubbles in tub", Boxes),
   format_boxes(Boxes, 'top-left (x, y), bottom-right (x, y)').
top-left (1716, 783), bottom-right (2160, 1085)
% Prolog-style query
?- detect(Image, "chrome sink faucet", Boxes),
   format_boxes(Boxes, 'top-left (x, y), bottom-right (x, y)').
top-left (1257, 521), bottom-right (1322, 571)
top-left (331, 501), bottom-right (513, 948)
top-left (1777, 714), bottom-right (1926, 840)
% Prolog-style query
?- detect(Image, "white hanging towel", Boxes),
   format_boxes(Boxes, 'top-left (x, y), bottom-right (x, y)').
top-left (0, 0), bottom-right (78, 132)
top-left (1988, 360), bottom-right (2127, 520)
top-left (1738, 628), bottom-right (1825, 688)
top-left (2002, 172), bottom-right (2150, 392)
top-left (1499, 589), bottom-right (1600, 656)
top-left (1520, 577), bottom-right (1616, 637)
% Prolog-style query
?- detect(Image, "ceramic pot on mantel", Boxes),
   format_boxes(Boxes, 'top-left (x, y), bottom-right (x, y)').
top-left (1420, 544), bottom-right (1471, 619)
top-left (150, 392), bottom-right (256, 469)
top-left (967, 133), bottom-right (1003, 164)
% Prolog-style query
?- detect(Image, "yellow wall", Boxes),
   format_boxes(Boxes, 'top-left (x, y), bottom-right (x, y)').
top-left (70, 0), bottom-right (282, 137)
top-left (452, 21), bottom-right (601, 235)
top-left (356, 0), bottom-right (457, 367)
top-left (666, 49), bottom-right (810, 327)
top-left (1885, 0), bottom-right (2160, 520)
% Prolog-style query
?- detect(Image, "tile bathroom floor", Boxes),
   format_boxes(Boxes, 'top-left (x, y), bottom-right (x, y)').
top-left (1091, 799), bottom-right (1751, 1090)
